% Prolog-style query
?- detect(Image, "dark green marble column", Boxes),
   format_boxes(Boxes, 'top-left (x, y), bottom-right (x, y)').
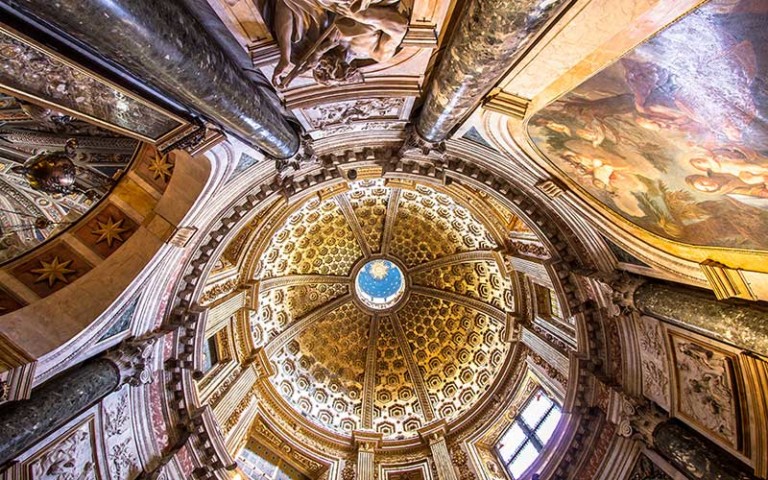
top-left (0, 358), bottom-right (120, 467)
top-left (415, 0), bottom-right (569, 142)
top-left (3, 0), bottom-right (300, 159)
top-left (634, 282), bottom-right (768, 357)
top-left (654, 421), bottom-right (758, 480)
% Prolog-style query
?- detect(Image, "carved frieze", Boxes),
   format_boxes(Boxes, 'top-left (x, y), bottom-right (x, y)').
top-left (306, 98), bottom-right (406, 130)
top-left (637, 316), bottom-right (670, 411)
top-left (28, 420), bottom-right (100, 480)
top-left (670, 335), bottom-right (739, 448)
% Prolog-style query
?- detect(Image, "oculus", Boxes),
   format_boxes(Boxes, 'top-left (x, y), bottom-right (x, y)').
top-left (355, 259), bottom-right (405, 310)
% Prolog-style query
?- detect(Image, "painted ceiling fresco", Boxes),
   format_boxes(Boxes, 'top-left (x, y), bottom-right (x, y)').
top-left (528, 0), bottom-right (768, 250)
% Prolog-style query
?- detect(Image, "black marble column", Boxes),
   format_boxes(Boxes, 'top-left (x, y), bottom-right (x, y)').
top-left (654, 421), bottom-right (758, 480)
top-left (3, 0), bottom-right (300, 159)
top-left (0, 358), bottom-right (120, 467)
top-left (415, 0), bottom-right (569, 142)
top-left (634, 282), bottom-right (768, 357)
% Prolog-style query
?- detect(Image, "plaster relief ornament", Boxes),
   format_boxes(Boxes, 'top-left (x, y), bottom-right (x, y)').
top-left (257, 0), bottom-right (411, 88)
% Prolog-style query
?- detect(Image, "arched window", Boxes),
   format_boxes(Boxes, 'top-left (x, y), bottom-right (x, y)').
top-left (496, 389), bottom-right (562, 478)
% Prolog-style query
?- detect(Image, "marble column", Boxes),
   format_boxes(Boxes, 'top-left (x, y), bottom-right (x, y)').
top-left (654, 421), bottom-right (758, 480)
top-left (0, 358), bottom-right (119, 467)
top-left (0, 335), bottom-right (158, 467)
top-left (4, 0), bottom-right (300, 159)
top-left (633, 281), bottom-right (768, 357)
top-left (415, 0), bottom-right (569, 142)
top-left (429, 434), bottom-right (459, 480)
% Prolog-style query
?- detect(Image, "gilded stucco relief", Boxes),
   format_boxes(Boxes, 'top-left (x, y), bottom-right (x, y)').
top-left (253, 282), bottom-right (350, 348)
top-left (397, 295), bottom-right (508, 423)
top-left (374, 315), bottom-right (423, 437)
top-left (670, 335), bottom-right (740, 449)
top-left (389, 185), bottom-right (496, 269)
top-left (411, 260), bottom-right (513, 313)
top-left (257, 197), bottom-right (363, 278)
top-left (0, 28), bottom-right (185, 141)
top-left (239, 180), bottom-right (516, 439)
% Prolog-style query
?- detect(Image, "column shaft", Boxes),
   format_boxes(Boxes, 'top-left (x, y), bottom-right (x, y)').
top-left (430, 436), bottom-right (459, 480)
top-left (634, 282), bottom-right (768, 357)
top-left (0, 358), bottom-right (120, 466)
top-left (654, 421), bottom-right (758, 480)
top-left (415, 0), bottom-right (568, 142)
top-left (5, 0), bottom-right (299, 158)
top-left (357, 446), bottom-right (375, 480)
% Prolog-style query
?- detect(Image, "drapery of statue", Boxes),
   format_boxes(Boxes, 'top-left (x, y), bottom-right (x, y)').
top-left (258, 0), bottom-right (411, 88)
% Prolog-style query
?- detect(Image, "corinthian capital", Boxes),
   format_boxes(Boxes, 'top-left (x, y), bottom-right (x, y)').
top-left (104, 333), bottom-right (165, 387)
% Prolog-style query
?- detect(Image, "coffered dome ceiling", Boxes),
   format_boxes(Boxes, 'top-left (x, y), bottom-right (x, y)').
top-left (245, 179), bottom-right (516, 439)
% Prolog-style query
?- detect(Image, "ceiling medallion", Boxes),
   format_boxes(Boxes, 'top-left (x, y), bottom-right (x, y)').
top-left (355, 259), bottom-right (405, 310)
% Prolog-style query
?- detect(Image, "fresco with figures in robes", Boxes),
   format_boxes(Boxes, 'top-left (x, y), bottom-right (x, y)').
top-left (528, 0), bottom-right (768, 250)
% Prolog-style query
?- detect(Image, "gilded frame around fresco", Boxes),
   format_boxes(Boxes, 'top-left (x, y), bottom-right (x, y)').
top-left (0, 23), bottom-right (192, 145)
top-left (515, 0), bottom-right (768, 279)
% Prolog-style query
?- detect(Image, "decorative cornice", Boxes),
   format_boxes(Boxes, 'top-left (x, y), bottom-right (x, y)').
top-left (407, 250), bottom-right (498, 275)
top-left (260, 275), bottom-right (350, 292)
top-left (699, 259), bottom-right (756, 301)
top-left (482, 91), bottom-right (529, 120)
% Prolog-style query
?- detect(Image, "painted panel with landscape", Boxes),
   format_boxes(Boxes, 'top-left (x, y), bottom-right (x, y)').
top-left (528, 0), bottom-right (768, 250)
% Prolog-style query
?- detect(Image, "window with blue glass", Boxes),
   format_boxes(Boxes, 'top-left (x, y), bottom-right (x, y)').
top-left (496, 389), bottom-right (562, 479)
top-left (201, 335), bottom-right (220, 374)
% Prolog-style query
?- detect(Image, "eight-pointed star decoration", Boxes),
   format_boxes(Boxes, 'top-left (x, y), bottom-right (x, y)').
top-left (92, 216), bottom-right (129, 247)
top-left (147, 152), bottom-right (174, 183)
top-left (30, 256), bottom-right (77, 287)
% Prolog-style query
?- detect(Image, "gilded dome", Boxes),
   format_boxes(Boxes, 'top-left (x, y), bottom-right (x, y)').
top-left (247, 179), bottom-right (516, 439)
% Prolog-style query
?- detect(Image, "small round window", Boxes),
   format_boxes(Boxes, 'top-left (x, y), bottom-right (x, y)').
top-left (355, 259), bottom-right (405, 310)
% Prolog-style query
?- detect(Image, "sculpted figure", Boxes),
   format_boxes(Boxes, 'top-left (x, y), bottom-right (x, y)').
top-left (258, 0), bottom-right (410, 87)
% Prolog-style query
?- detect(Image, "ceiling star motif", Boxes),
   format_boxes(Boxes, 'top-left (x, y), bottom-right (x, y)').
top-left (147, 152), bottom-right (174, 183)
top-left (92, 216), bottom-right (129, 247)
top-left (237, 180), bottom-right (518, 439)
top-left (30, 256), bottom-right (76, 287)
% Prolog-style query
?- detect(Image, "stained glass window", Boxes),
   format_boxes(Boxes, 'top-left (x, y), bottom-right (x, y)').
top-left (496, 389), bottom-right (562, 479)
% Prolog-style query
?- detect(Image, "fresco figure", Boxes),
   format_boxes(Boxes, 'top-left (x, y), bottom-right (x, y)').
top-left (528, 0), bottom-right (768, 249)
